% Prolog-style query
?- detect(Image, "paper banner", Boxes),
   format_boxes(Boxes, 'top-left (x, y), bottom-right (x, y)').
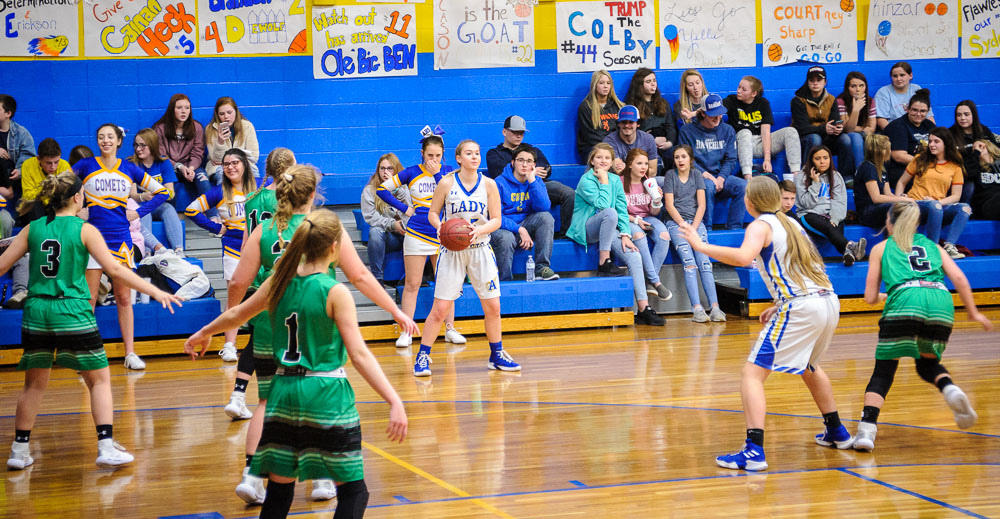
top-left (0, 3), bottom-right (79, 57)
top-left (555, 1), bottom-right (655, 72)
top-left (433, 0), bottom-right (535, 70)
top-left (197, 0), bottom-right (308, 55)
top-left (864, 0), bottom-right (957, 60)
top-left (761, 0), bottom-right (858, 67)
top-left (83, 0), bottom-right (197, 57)
top-left (312, 5), bottom-right (418, 79)
top-left (962, 0), bottom-right (1000, 58)
top-left (658, 0), bottom-right (756, 69)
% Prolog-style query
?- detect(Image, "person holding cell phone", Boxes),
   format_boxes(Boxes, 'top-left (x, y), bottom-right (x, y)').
top-left (791, 67), bottom-right (856, 180)
top-left (206, 97), bottom-right (259, 185)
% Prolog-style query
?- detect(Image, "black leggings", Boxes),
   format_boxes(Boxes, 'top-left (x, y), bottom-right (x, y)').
top-left (236, 327), bottom-right (255, 377)
top-left (800, 213), bottom-right (849, 254)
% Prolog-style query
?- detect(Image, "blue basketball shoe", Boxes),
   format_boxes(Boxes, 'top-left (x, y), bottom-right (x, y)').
top-left (487, 350), bottom-right (521, 372)
top-left (413, 351), bottom-right (432, 377)
top-left (814, 424), bottom-right (854, 449)
top-left (715, 440), bottom-right (767, 471)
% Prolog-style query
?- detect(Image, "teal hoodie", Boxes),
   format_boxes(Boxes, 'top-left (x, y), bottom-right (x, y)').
top-left (567, 168), bottom-right (630, 250)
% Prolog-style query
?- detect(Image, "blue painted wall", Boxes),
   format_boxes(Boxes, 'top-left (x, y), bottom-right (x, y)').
top-left (2, 43), bottom-right (998, 177)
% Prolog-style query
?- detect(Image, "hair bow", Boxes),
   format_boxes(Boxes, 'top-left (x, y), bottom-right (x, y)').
top-left (419, 125), bottom-right (445, 142)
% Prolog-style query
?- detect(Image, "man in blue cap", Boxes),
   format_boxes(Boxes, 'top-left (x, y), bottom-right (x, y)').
top-left (604, 105), bottom-right (660, 178)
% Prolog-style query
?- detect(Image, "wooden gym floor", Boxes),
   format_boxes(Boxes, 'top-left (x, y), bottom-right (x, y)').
top-left (1, 310), bottom-right (998, 518)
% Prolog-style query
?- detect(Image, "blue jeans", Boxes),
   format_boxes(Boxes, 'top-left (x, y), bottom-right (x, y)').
top-left (366, 227), bottom-right (404, 281)
top-left (916, 201), bottom-right (971, 244)
top-left (703, 175), bottom-right (747, 229)
top-left (843, 132), bottom-right (864, 179)
top-left (140, 202), bottom-right (184, 252)
top-left (586, 208), bottom-right (646, 304)
top-left (802, 133), bottom-right (855, 178)
top-left (490, 211), bottom-right (554, 281)
top-left (666, 221), bottom-right (719, 309)
top-left (175, 168), bottom-right (212, 214)
top-left (629, 216), bottom-right (670, 285)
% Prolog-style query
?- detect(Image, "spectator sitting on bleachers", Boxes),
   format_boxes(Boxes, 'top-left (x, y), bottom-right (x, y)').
top-left (724, 75), bottom-right (801, 182)
top-left (791, 66), bottom-right (853, 180)
top-left (663, 145), bottom-right (724, 322)
top-left (16, 138), bottom-right (70, 225)
top-left (678, 93), bottom-right (747, 230)
top-left (362, 153), bottom-right (409, 288)
top-left (795, 145), bottom-right (865, 266)
top-left (832, 71), bottom-right (877, 181)
top-left (854, 134), bottom-right (911, 229)
top-left (130, 129), bottom-right (184, 256)
top-left (625, 68), bottom-right (677, 170)
top-left (896, 127), bottom-right (970, 259)
top-left (576, 70), bottom-right (625, 161)
top-left (154, 93), bottom-right (209, 209)
top-left (874, 61), bottom-right (935, 131)
top-left (620, 149), bottom-right (671, 301)
top-left (492, 144), bottom-right (558, 282)
top-left (68, 145), bottom-right (93, 166)
top-left (779, 180), bottom-right (797, 215)
top-left (485, 115), bottom-right (575, 235)
top-left (674, 69), bottom-right (708, 127)
top-left (567, 143), bottom-right (664, 326)
top-left (885, 89), bottom-right (935, 188)
top-left (0, 94), bottom-right (35, 238)
top-left (205, 97), bottom-right (260, 183)
top-left (950, 100), bottom-right (1000, 205)
top-left (604, 105), bottom-right (659, 178)
top-left (971, 139), bottom-right (1000, 220)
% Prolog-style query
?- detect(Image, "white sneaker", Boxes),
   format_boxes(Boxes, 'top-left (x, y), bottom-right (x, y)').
top-left (7, 442), bottom-right (33, 470)
top-left (224, 391), bottom-right (253, 420)
top-left (943, 385), bottom-right (977, 429)
top-left (709, 306), bottom-right (727, 322)
top-left (220, 342), bottom-right (238, 362)
top-left (395, 332), bottom-right (412, 348)
top-left (123, 353), bottom-right (145, 370)
top-left (235, 467), bottom-right (266, 505)
top-left (311, 479), bottom-right (337, 501)
top-left (173, 248), bottom-right (186, 258)
top-left (95, 439), bottom-right (134, 468)
top-left (444, 326), bottom-right (466, 344)
top-left (853, 422), bottom-right (877, 452)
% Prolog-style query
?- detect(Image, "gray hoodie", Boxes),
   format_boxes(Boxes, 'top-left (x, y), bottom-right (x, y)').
top-left (794, 170), bottom-right (847, 225)
top-left (361, 184), bottom-right (410, 231)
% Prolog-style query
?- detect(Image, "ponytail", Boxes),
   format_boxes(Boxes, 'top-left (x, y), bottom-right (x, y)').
top-left (267, 209), bottom-right (343, 317)
top-left (37, 171), bottom-right (82, 222)
top-left (888, 201), bottom-right (920, 253)
top-left (272, 164), bottom-right (319, 248)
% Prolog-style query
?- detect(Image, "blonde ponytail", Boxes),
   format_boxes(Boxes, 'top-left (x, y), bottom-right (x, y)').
top-left (888, 201), bottom-right (920, 253)
top-left (267, 209), bottom-right (343, 317)
top-left (272, 164), bottom-right (319, 248)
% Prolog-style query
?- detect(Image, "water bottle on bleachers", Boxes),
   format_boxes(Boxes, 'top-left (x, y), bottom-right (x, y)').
top-left (526, 255), bottom-right (535, 283)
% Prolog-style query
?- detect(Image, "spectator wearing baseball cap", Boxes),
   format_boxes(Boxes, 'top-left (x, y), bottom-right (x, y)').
top-left (791, 66), bottom-right (856, 180)
top-left (486, 115), bottom-right (575, 234)
top-left (603, 105), bottom-right (660, 181)
top-left (677, 93), bottom-right (747, 230)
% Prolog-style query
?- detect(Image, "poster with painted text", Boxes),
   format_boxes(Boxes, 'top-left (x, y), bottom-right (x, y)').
top-left (313, 5), bottom-right (418, 79)
top-left (433, 0), bottom-right (534, 70)
top-left (658, 0), bottom-right (755, 69)
top-left (761, 0), bottom-right (858, 67)
top-left (962, 0), bottom-right (1000, 58)
top-left (556, 1), bottom-right (655, 72)
top-left (198, 0), bottom-right (308, 55)
top-left (864, 0), bottom-right (957, 60)
top-left (84, 0), bottom-right (196, 57)
top-left (0, 1), bottom-right (79, 57)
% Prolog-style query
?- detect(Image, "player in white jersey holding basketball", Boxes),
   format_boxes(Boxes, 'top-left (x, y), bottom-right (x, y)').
top-left (681, 177), bottom-right (852, 471)
top-left (413, 140), bottom-right (520, 377)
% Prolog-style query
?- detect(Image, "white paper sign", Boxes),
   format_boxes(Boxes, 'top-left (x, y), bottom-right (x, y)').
top-left (83, 0), bottom-right (197, 57)
top-left (0, 3), bottom-right (79, 57)
top-left (962, 0), bottom-right (1000, 58)
top-left (433, 0), bottom-right (534, 70)
top-left (555, 0), bottom-right (656, 72)
top-left (313, 5), bottom-right (418, 79)
top-left (864, 0), bottom-right (958, 61)
top-left (658, 0), bottom-right (756, 69)
top-left (761, 0), bottom-right (858, 67)
top-left (197, 0), bottom-right (308, 55)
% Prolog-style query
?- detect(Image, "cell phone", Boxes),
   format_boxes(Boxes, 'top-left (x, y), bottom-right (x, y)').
top-left (834, 120), bottom-right (844, 125)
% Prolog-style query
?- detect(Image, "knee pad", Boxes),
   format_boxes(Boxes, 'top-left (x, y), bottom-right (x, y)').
top-left (915, 357), bottom-right (948, 384)
top-left (864, 359), bottom-right (899, 398)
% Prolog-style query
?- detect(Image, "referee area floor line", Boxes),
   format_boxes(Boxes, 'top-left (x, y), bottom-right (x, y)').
top-left (216, 462), bottom-right (1000, 519)
top-left (2, 399), bottom-right (997, 439)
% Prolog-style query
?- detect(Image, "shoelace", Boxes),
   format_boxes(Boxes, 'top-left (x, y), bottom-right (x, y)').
top-left (493, 350), bottom-right (516, 365)
top-left (415, 353), bottom-right (432, 369)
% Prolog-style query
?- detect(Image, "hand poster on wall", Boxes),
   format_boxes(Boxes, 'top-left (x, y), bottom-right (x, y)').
top-left (962, 0), bottom-right (1000, 58)
top-left (197, 0), bottom-right (308, 55)
top-left (556, 0), bottom-right (655, 72)
top-left (313, 5), bottom-right (418, 79)
top-left (864, 0), bottom-right (957, 61)
top-left (0, 2), bottom-right (79, 57)
top-left (83, 0), bottom-right (197, 57)
top-left (761, 0), bottom-right (858, 67)
top-left (433, 0), bottom-right (535, 70)
top-left (658, 0), bottom-right (755, 69)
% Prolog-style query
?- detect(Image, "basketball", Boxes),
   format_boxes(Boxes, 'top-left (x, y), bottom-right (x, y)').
top-left (840, 0), bottom-right (854, 12)
top-left (936, 2), bottom-right (948, 15)
top-left (288, 29), bottom-right (307, 54)
top-left (439, 218), bottom-right (474, 251)
top-left (924, 2), bottom-right (936, 14)
top-left (515, 4), bottom-right (531, 16)
top-left (767, 43), bottom-right (783, 62)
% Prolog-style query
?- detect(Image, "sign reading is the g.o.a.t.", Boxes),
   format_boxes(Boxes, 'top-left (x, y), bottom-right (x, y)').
top-left (313, 5), bottom-right (417, 79)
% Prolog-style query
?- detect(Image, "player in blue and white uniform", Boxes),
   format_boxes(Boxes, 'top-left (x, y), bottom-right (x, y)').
top-left (681, 177), bottom-right (852, 471)
top-left (73, 123), bottom-right (168, 370)
top-left (377, 134), bottom-right (465, 348)
top-left (185, 148), bottom-right (256, 351)
top-left (412, 140), bottom-right (519, 377)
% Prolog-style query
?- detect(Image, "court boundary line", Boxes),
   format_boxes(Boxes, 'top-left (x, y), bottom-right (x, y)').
top-left (837, 467), bottom-right (992, 518)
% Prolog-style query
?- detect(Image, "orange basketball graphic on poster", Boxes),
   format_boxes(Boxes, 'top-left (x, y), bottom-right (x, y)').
top-left (936, 2), bottom-right (948, 15)
top-left (768, 43), bottom-right (783, 62)
top-left (840, 0), bottom-right (854, 12)
top-left (288, 30), bottom-right (307, 53)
